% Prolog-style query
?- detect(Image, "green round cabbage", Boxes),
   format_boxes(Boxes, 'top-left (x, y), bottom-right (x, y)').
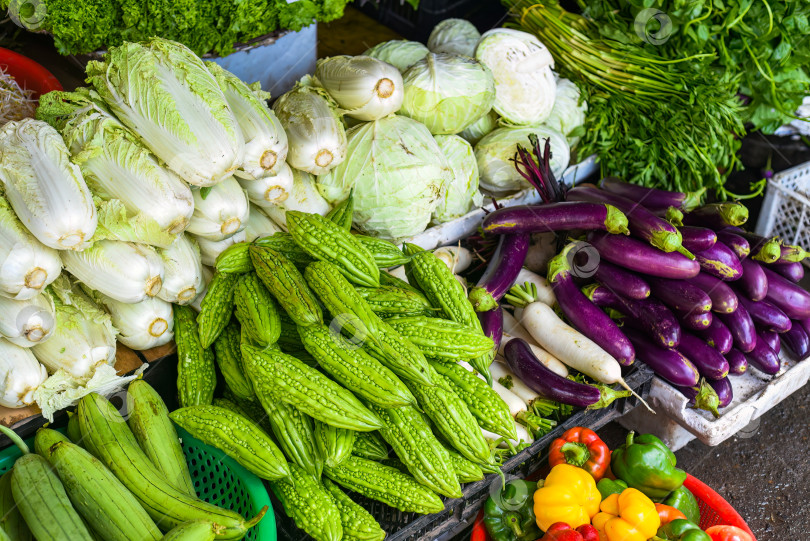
top-left (432, 135), bottom-right (483, 223)
top-left (459, 110), bottom-right (499, 146)
top-left (475, 126), bottom-right (569, 194)
top-left (400, 53), bottom-right (496, 135)
top-left (317, 115), bottom-right (452, 241)
top-left (363, 40), bottom-right (430, 73)
top-left (543, 78), bottom-right (588, 145)
top-left (427, 18), bottom-right (481, 57)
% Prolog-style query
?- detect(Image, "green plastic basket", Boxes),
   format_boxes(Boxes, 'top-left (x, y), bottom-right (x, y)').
top-left (0, 426), bottom-right (276, 541)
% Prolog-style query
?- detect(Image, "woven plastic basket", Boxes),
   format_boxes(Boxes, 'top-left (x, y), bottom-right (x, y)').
top-left (755, 160), bottom-right (810, 266)
top-left (0, 426), bottom-right (275, 541)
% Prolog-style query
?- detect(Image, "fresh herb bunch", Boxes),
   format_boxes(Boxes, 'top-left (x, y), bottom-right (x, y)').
top-left (579, 0), bottom-right (810, 134)
top-left (504, 0), bottom-right (746, 196)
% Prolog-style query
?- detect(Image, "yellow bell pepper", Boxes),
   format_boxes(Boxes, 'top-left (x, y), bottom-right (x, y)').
top-left (533, 463), bottom-right (601, 530)
top-left (591, 487), bottom-right (660, 541)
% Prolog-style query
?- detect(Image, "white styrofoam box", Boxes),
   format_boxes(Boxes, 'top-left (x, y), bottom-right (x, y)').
top-left (621, 351), bottom-right (810, 450)
top-left (404, 155), bottom-right (599, 250)
top-left (619, 404), bottom-right (697, 452)
top-left (755, 160), bottom-right (810, 266)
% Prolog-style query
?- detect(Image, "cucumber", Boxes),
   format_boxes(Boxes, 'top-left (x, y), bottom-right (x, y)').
top-left (0, 471), bottom-right (30, 541)
top-left (160, 521), bottom-right (219, 541)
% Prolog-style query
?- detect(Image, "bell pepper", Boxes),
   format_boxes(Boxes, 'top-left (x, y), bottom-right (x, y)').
top-left (591, 488), bottom-right (660, 541)
top-left (533, 464), bottom-right (601, 530)
top-left (657, 519), bottom-right (711, 541)
top-left (596, 478), bottom-right (628, 500)
top-left (610, 432), bottom-right (687, 500)
top-left (704, 526), bottom-right (755, 541)
top-left (483, 479), bottom-right (542, 541)
top-left (655, 503), bottom-right (686, 524)
top-left (660, 486), bottom-right (701, 525)
top-left (540, 523), bottom-right (600, 541)
top-left (548, 427), bottom-right (610, 481)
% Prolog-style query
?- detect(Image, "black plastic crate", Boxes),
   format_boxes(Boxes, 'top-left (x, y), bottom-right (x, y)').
top-left (354, 0), bottom-right (508, 43)
top-left (273, 364), bottom-right (654, 541)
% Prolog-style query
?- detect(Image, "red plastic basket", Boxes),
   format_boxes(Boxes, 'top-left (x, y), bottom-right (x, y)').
top-left (0, 47), bottom-right (62, 98)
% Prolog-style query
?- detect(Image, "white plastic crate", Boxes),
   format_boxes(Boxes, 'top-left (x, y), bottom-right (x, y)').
top-left (755, 160), bottom-right (810, 264)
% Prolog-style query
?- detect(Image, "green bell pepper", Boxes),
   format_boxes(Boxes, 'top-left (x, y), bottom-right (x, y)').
top-left (611, 431), bottom-right (687, 500)
top-left (655, 519), bottom-right (711, 541)
top-left (661, 485), bottom-right (701, 525)
top-left (483, 479), bottom-right (542, 541)
top-left (596, 478), bottom-right (628, 500)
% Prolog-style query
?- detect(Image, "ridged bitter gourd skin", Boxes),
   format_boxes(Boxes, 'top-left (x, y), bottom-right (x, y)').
top-left (322, 478), bottom-right (386, 541)
top-left (270, 463), bottom-right (343, 541)
top-left (233, 273), bottom-right (281, 347)
top-left (249, 245), bottom-right (322, 327)
top-left (354, 286), bottom-right (434, 318)
top-left (385, 316), bottom-right (495, 360)
top-left (196, 271), bottom-right (239, 348)
top-left (314, 420), bottom-right (356, 469)
top-left (174, 304), bottom-right (217, 408)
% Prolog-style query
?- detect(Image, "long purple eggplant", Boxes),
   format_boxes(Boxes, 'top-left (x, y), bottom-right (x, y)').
top-left (588, 232), bottom-right (700, 280)
top-left (736, 295), bottom-right (791, 333)
top-left (623, 328), bottom-right (699, 387)
top-left (783, 323), bottom-right (810, 360)
top-left (693, 242), bottom-right (743, 281)
top-left (677, 332), bottom-right (730, 380)
top-left (762, 266), bottom-right (810, 319)
top-left (725, 349), bottom-right (748, 375)
top-left (687, 273), bottom-right (739, 313)
top-left (548, 244), bottom-right (635, 366)
top-left (599, 177), bottom-right (705, 212)
top-left (757, 330), bottom-right (780, 354)
top-left (737, 258), bottom-right (768, 301)
top-left (676, 379), bottom-right (720, 418)
top-left (569, 187), bottom-right (690, 255)
top-left (700, 317), bottom-right (733, 354)
top-left (679, 226), bottom-right (717, 253)
top-left (504, 338), bottom-right (600, 407)
top-left (478, 306), bottom-right (504, 352)
top-left (726, 229), bottom-right (781, 263)
top-left (656, 206), bottom-right (685, 227)
top-left (718, 304), bottom-right (757, 352)
top-left (481, 202), bottom-right (630, 236)
top-left (469, 233), bottom-right (530, 312)
top-left (647, 277), bottom-right (712, 315)
top-left (777, 243), bottom-right (809, 263)
top-left (594, 260), bottom-right (650, 300)
top-left (715, 229), bottom-right (750, 259)
top-left (744, 335), bottom-right (781, 375)
top-left (709, 377), bottom-right (733, 408)
top-left (768, 261), bottom-right (805, 283)
top-left (682, 311), bottom-right (712, 330)
top-left (583, 283), bottom-right (637, 316)
top-left (618, 297), bottom-right (682, 348)
top-left (798, 318), bottom-right (810, 337)
top-left (683, 202), bottom-right (749, 228)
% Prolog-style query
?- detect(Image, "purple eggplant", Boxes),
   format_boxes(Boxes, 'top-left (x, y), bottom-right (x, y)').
top-left (725, 349), bottom-right (748, 375)
top-left (504, 338), bottom-right (601, 407)
top-left (737, 258), bottom-right (768, 302)
top-left (709, 377), bottom-right (733, 408)
top-left (700, 317), bottom-right (733, 354)
top-left (653, 206), bottom-right (685, 227)
top-left (736, 295), bottom-right (791, 333)
top-left (623, 328), bottom-right (699, 387)
top-left (687, 273), bottom-right (739, 313)
top-left (762, 266), bottom-right (810, 320)
top-left (469, 233), bottom-right (530, 312)
top-left (482, 202), bottom-right (630, 236)
top-left (588, 232), bottom-right (700, 280)
top-left (798, 318), bottom-right (810, 337)
top-left (548, 244), bottom-right (635, 366)
top-left (679, 226), bottom-right (717, 253)
top-left (676, 379), bottom-right (721, 418)
top-left (777, 243), bottom-right (809, 263)
top-left (683, 202), bottom-right (749, 228)
top-left (693, 242), bottom-right (743, 281)
top-left (478, 306), bottom-right (503, 352)
top-left (715, 229), bottom-right (750, 259)
top-left (768, 261), bottom-right (804, 283)
top-left (718, 304), bottom-right (757, 353)
top-left (599, 177), bottom-right (705, 212)
top-left (682, 311), bottom-right (713, 330)
top-left (583, 283), bottom-right (629, 313)
top-left (744, 335), bottom-right (781, 375)
top-left (647, 277), bottom-right (712, 316)
top-left (727, 229), bottom-right (781, 263)
top-left (758, 330), bottom-right (780, 354)
top-left (618, 296), bottom-right (682, 348)
top-left (677, 332), bottom-right (730, 380)
top-left (782, 323), bottom-right (810, 360)
top-left (594, 260), bottom-right (650, 300)
top-left (568, 187), bottom-right (690, 255)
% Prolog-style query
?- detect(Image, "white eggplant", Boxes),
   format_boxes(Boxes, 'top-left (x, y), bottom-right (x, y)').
top-left (187, 177), bottom-right (249, 241)
top-left (244, 205), bottom-right (282, 242)
top-left (195, 230), bottom-right (247, 267)
top-left (0, 119), bottom-right (97, 250)
top-left (91, 291), bottom-right (174, 351)
top-left (262, 168), bottom-right (330, 229)
top-left (156, 235), bottom-right (203, 305)
top-left (238, 163), bottom-right (295, 210)
top-left (0, 293), bottom-right (56, 348)
top-left (62, 240), bottom-right (164, 304)
top-left (0, 339), bottom-right (48, 408)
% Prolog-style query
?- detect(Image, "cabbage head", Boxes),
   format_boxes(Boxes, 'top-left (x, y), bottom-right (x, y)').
top-left (427, 19), bottom-right (481, 57)
top-left (475, 126), bottom-right (569, 194)
top-left (318, 115), bottom-right (452, 241)
top-left (543, 79), bottom-right (587, 145)
top-left (432, 135), bottom-right (483, 223)
top-left (459, 110), bottom-right (499, 146)
top-left (363, 40), bottom-right (429, 73)
top-left (400, 53), bottom-right (495, 135)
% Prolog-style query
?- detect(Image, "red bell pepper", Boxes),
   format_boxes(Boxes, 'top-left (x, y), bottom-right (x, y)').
top-left (705, 526), bottom-right (754, 541)
top-left (548, 427), bottom-right (611, 481)
top-left (540, 523), bottom-right (599, 541)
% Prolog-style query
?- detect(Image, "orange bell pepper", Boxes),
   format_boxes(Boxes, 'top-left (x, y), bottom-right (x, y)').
top-left (655, 503), bottom-right (687, 525)
top-left (591, 488), bottom-right (660, 541)
top-left (533, 464), bottom-right (601, 531)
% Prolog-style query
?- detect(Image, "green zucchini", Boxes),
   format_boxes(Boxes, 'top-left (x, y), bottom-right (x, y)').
top-left (322, 478), bottom-right (385, 541)
top-left (270, 463), bottom-right (342, 541)
top-left (354, 286), bottom-right (435, 318)
top-left (196, 271), bottom-right (239, 348)
top-left (324, 456), bottom-right (444, 515)
top-left (351, 432), bottom-right (389, 462)
top-left (242, 342), bottom-right (383, 432)
top-left (213, 320), bottom-right (254, 402)
top-left (249, 245), bottom-right (322, 327)
top-left (314, 421), bottom-right (356, 469)
top-left (234, 273), bottom-right (281, 347)
top-left (325, 192), bottom-right (354, 231)
top-left (160, 521), bottom-right (219, 540)
top-left (174, 304), bottom-right (217, 407)
top-left (0, 471), bottom-right (30, 541)
top-left (385, 316), bottom-right (495, 360)
top-left (354, 235), bottom-right (411, 268)
top-left (34, 429), bottom-right (163, 541)
top-left (170, 406), bottom-right (290, 481)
